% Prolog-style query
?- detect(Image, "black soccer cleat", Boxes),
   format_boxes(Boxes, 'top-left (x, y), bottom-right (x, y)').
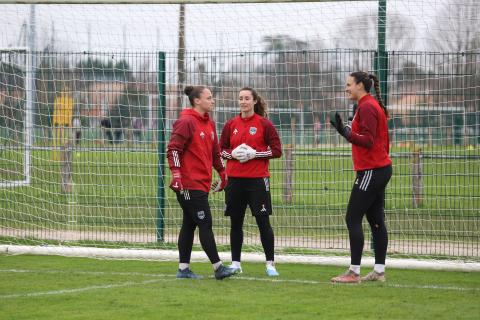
top-left (214, 265), bottom-right (236, 280)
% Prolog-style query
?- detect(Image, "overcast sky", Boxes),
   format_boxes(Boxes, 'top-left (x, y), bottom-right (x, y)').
top-left (0, 0), bottom-right (460, 53)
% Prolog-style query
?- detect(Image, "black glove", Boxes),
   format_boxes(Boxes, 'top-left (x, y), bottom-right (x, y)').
top-left (330, 112), bottom-right (351, 139)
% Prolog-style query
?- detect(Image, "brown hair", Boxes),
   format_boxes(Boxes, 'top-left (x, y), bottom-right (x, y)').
top-left (239, 87), bottom-right (267, 117)
top-left (349, 71), bottom-right (388, 116)
top-left (184, 85), bottom-right (207, 107)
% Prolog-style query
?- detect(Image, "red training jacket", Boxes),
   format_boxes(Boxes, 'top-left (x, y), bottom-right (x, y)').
top-left (220, 113), bottom-right (282, 178)
top-left (167, 108), bottom-right (224, 192)
top-left (349, 94), bottom-right (392, 171)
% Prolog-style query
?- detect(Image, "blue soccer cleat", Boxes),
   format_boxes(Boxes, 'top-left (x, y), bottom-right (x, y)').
top-left (176, 268), bottom-right (202, 279)
top-left (266, 265), bottom-right (279, 277)
top-left (214, 264), bottom-right (236, 280)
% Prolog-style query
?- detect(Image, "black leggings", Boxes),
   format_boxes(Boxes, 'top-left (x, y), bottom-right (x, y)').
top-left (230, 214), bottom-right (275, 262)
top-left (176, 190), bottom-right (220, 265)
top-left (178, 215), bottom-right (220, 264)
top-left (346, 165), bottom-right (392, 266)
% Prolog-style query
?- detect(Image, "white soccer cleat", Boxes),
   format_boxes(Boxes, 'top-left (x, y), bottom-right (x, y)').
top-left (266, 265), bottom-right (279, 277)
top-left (228, 264), bottom-right (243, 274)
top-left (361, 271), bottom-right (386, 282)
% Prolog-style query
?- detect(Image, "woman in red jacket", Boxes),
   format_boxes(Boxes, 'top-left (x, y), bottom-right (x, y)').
top-left (167, 85), bottom-right (235, 280)
top-left (220, 87), bottom-right (282, 276)
top-left (330, 72), bottom-right (392, 283)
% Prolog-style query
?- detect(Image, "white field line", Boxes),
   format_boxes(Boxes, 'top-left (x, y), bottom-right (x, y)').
top-left (0, 269), bottom-right (479, 300)
top-left (235, 276), bottom-right (480, 292)
top-left (0, 278), bottom-right (175, 299)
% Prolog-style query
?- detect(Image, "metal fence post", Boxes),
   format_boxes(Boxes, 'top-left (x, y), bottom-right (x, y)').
top-left (376, 0), bottom-right (388, 106)
top-left (371, 0), bottom-right (388, 252)
top-left (156, 51), bottom-right (166, 242)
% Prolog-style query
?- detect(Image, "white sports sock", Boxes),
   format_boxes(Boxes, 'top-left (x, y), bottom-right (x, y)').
top-left (179, 263), bottom-right (189, 271)
top-left (213, 261), bottom-right (222, 271)
top-left (266, 260), bottom-right (275, 268)
top-left (231, 261), bottom-right (241, 268)
top-left (349, 265), bottom-right (361, 275)
top-left (374, 264), bottom-right (385, 274)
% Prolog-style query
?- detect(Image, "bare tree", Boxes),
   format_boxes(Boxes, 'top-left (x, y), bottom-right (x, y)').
top-left (430, 0), bottom-right (480, 53)
top-left (261, 34), bottom-right (307, 105)
top-left (335, 12), bottom-right (415, 52)
top-left (260, 35), bottom-right (340, 116)
top-left (430, 0), bottom-right (480, 145)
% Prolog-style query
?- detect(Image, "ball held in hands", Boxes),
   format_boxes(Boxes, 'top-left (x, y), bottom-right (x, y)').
top-left (231, 143), bottom-right (248, 162)
top-left (231, 143), bottom-right (256, 163)
top-left (242, 144), bottom-right (256, 161)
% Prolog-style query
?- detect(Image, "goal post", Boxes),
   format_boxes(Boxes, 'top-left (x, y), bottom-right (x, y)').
top-left (0, 0), bottom-right (478, 270)
top-left (0, 47), bottom-right (33, 188)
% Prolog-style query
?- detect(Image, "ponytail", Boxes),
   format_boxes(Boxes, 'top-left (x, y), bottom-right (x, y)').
top-left (369, 74), bottom-right (388, 116)
top-left (184, 85), bottom-right (207, 107)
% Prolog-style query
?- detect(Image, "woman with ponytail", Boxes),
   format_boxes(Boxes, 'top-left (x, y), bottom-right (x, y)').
top-left (220, 87), bottom-right (282, 277)
top-left (167, 85), bottom-right (236, 280)
top-left (330, 72), bottom-right (392, 283)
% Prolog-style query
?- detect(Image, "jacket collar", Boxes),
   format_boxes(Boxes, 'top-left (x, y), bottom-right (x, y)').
top-left (358, 93), bottom-right (372, 105)
top-left (238, 112), bottom-right (257, 122)
top-left (181, 108), bottom-right (210, 122)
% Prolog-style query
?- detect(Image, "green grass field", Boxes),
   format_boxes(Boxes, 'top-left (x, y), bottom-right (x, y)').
top-left (1, 254), bottom-right (479, 320)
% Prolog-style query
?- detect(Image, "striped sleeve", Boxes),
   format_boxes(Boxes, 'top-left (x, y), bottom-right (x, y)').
top-left (167, 117), bottom-right (194, 169)
top-left (255, 147), bottom-right (273, 158)
top-left (255, 119), bottom-right (282, 159)
top-left (220, 120), bottom-right (234, 159)
top-left (212, 122), bottom-right (226, 173)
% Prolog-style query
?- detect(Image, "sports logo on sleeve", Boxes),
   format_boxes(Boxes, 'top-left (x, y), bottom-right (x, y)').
top-left (249, 127), bottom-right (257, 135)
